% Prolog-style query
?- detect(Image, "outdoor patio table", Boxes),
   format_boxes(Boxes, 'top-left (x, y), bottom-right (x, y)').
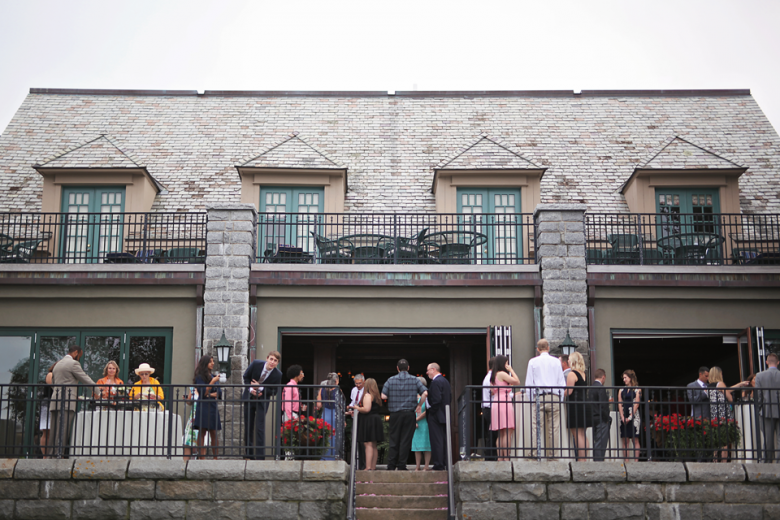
top-left (70, 409), bottom-right (183, 457)
top-left (424, 230), bottom-right (488, 264)
top-left (656, 232), bottom-right (725, 265)
top-left (338, 234), bottom-right (394, 263)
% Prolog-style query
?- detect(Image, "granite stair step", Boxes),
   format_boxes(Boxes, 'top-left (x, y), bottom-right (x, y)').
top-left (356, 482), bottom-right (448, 496)
top-left (355, 508), bottom-right (449, 520)
top-left (356, 494), bottom-right (448, 509)
top-left (355, 469), bottom-right (447, 484)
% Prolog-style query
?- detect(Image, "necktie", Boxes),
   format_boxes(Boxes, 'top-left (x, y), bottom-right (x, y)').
top-left (259, 369), bottom-right (270, 383)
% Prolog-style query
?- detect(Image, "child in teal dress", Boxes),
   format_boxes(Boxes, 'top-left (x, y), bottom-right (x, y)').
top-left (411, 377), bottom-right (431, 471)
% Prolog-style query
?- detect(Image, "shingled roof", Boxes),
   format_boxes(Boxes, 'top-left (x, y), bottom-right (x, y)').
top-left (238, 132), bottom-right (345, 169)
top-left (435, 134), bottom-right (542, 170)
top-left (638, 136), bottom-right (745, 170)
top-left (35, 134), bottom-right (144, 169)
top-left (0, 89), bottom-right (778, 213)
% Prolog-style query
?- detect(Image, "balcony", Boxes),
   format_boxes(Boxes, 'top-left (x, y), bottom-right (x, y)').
top-left (586, 213), bottom-right (780, 266)
top-left (0, 212), bottom-right (208, 264)
top-left (256, 213), bottom-right (537, 265)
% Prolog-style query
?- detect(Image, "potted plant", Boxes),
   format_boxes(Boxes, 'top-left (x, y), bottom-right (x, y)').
top-left (280, 415), bottom-right (334, 460)
top-left (652, 413), bottom-right (741, 461)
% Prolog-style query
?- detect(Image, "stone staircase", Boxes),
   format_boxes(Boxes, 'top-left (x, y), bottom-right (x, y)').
top-left (354, 469), bottom-right (449, 520)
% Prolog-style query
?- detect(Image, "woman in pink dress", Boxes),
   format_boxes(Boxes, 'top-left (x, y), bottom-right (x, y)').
top-left (490, 355), bottom-right (520, 461)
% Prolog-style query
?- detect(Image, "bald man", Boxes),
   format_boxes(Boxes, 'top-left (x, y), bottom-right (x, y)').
top-left (426, 362), bottom-right (452, 471)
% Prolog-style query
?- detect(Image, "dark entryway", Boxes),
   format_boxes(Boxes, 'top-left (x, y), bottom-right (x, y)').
top-left (612, 335), bottom-right (742, 387)
top-left (280, 331), bottom-right (489, 464)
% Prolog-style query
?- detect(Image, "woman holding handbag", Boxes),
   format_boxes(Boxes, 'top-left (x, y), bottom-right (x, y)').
top-left (619, 369), bottom-right (641, 462)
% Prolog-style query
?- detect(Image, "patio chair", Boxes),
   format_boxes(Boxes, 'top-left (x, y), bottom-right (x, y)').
top-left (312, 232), bottom-right (353, 264)
top-left (640, 248), bottom-right (664, 265)
top-left (0, 234), bottom-right (13, 254)
top-left (136, 249), bottom-right (165, 263)
top-left (0, 239), bottom-right (43, 263)
top-left (163, 247), bottom-right (203, 264)
top-left (586, 249), bottom-right (604, 265)
top-left (392, 228), bottom-right (429, 264)
top-left (731, 248), bottom-right (759, 265)
top-left (605, 233), bottom-right (640, 264)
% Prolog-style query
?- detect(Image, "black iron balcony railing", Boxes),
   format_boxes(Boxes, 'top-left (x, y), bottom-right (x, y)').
top-left (586, 213), bottom-right (780, 266)
top-left (256, 212), bottom-right (537, 265)
top-left (0, 212), bottom-right (208, 264)
top-left (0, 383), bottom-right (344, 460)
top-left (459, 384), bottom-right (776, 462)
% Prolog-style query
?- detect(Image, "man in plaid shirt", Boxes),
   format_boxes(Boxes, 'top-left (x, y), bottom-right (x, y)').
top-left (382, 359), bottom-right (427, 470)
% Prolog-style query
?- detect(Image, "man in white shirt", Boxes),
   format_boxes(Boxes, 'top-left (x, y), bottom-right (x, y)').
top-left (525, 338), bottom-right (566, 460)
top-left (349, 374), bottom-right (366, 470)
top-left (481, 357), bottom-right (498, 460)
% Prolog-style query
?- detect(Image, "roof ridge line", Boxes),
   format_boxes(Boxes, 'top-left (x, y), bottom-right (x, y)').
top-left (34, 134), bottom-right (107, 167)
top-left (100, 135), bottom-right (146, 168)
top-left (237, 132), bottom-right (346, 169)
top-left (671, 135), bottom-right (745, 169)
top-left (292, 133), bottom-right (345, 168)
top-left (237, 133), bottom-right (299, 167)
top-left (435, 133), bottom-right (542, 170)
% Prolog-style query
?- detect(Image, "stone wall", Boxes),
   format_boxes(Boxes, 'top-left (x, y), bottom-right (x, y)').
top-left (535, 204), bottom-right (589, 355)
top-left (456, 460), bottom-right (780, 520)
top-left (0, 458), bottom-right (347, 520)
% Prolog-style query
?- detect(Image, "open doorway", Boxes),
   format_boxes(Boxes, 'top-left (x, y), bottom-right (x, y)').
top-left (280, 331), bottom-right (489, 465)
top-left (612, 334), bottom-right (742, 387)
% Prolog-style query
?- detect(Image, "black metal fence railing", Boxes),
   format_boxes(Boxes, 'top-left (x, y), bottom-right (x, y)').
top-left (458, 384), bottom-right (780, 462)
top-left (0, 212), bottom-right (208, 264)
top-left (0, 383), bottom-right (344, 460)
top-left (586, 213), bottom-right (780, 266)
top-left (256, 212), bottom-right (537, 265)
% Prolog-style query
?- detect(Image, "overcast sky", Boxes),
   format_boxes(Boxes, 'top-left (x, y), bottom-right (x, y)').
top-left (1, 0), bottom-right (779, 135)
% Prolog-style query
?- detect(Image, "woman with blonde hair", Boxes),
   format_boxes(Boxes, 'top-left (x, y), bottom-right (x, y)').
top-left (95, 360), bottom-right (124, 401)
top-left (619, 369), bottom-right (641, 462)
top-left (353, 377), bottom-right (383, 471)
top-left (708, 366), bottom-right (749, 462)
top-left (565, 352), bottom-right (592, 461)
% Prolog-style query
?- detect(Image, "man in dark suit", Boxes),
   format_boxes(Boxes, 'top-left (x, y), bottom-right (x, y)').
top-left (589, 368), bottom-right (611, 461)
top-left (686, 366), bottom-right (711, 419)
top-left (243, 350), bottom-right (282, 460)
top-left (426, 362), bottom-right (452, 471)
top-left (687, 366), bottom-right (711, 461)
top-left (756, 353), bottom-right (780, 462)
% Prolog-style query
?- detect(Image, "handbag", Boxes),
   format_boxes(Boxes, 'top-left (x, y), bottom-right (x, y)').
top-left (632, 411), bottom-right (641, 431)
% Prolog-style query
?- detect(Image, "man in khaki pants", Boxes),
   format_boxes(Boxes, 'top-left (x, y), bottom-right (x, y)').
top-left (525, 339), bottom-right (566, 460)
top-left (48, 345), bottom-right (95, 457)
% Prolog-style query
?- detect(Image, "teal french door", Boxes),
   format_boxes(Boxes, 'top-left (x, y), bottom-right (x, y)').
top-left (61, 187), bottom-right (125, 263)
top-left (258, 187), bottom-right (323, 259)
top-left (656, 188), bottom-right (720, 236)
top-left (0, 327), bottom-right (171, 456)
top-left (457, 188), bottom-right (522, 264)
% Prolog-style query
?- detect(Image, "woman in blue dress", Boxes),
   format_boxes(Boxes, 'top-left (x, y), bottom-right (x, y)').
top-left (193, 355), bottom-right (222, 459)
top-left (412, 376), bottom-right (431, 471)
top-left (317, 372), bottom-right (342, 460)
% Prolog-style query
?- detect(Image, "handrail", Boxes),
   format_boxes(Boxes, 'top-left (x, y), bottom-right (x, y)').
top-left (445, 404), bottom-right (455, 520)
top-left (346, 409), bottom-right (359, 520)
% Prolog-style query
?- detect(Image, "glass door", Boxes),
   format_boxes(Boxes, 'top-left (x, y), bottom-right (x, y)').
top-left (0, 332), bottom-right (34, 456)
top-left (82, 333), bottom-right (123, 382)
top-left (458, 188), bottom-right (522, 264)
top-left (61, 187), bottom-right (125, 263)
top-left (259, 187), bottom-right (323, 261)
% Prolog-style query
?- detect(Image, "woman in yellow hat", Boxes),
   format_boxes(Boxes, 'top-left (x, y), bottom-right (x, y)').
top-left (130, 363), bottom-right (165, 411)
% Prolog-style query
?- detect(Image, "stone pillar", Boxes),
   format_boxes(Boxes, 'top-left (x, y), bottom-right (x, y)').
top-left (534, 204), bottom-right (589, 356)
top-left (203, 204), bottom-right (256, 383)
